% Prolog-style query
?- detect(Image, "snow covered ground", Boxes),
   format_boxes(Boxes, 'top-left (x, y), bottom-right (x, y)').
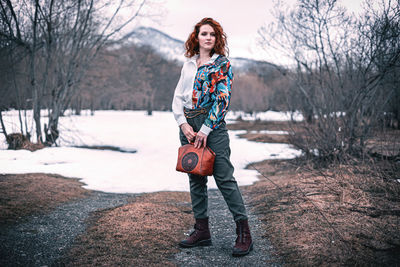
top-left (0, 110), bottom-right (301, 193)
top-left (226, 110), bottom-right (304, 122)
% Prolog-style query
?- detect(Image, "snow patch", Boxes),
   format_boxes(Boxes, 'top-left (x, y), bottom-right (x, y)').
top-left (226, 110), bottom-right (304, 122)
top-left (0, 110), bottom-right (301, 193)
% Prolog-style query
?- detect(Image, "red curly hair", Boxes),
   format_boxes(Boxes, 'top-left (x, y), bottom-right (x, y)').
top-left (184, 18), bottom-right (228, 58)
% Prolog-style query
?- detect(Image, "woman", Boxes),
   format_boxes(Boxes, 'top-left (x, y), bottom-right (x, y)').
top-left (172, 17), bottom-right (253, 257)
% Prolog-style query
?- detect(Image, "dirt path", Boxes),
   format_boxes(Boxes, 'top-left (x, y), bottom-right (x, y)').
top-left (0, 191), bottom-right (133, 266)
top-left (174, 189), bottom-right (281, 266)
top-left (0, 176), bottom-right (280, 266)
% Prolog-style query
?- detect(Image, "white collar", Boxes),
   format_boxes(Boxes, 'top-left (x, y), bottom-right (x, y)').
top-left (188, 53), bottom-right (220, 64)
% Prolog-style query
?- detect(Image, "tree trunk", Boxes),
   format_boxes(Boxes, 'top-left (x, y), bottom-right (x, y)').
top-left (0, 111), bottom-right (8, 140)
top-left (31, 0), bottom-right (42, 143)
top-left (45, 101), bottom-right (61, 145)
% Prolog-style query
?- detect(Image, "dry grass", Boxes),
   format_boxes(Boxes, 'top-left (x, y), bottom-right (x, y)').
top-left (6, 133), bottom-right (46, 151)
top-left (366, 127), bottom-right (400, 157)
top-left (59, 191), bottom-right (193, 266)
top-left (244, 158), bottom-right (400, 266)
top-left (239, 133), bottom-right (290, 144)
top-left (0, 173), bottom-right (90, 224)
top-left (231, 120), bottom-right (400, 265)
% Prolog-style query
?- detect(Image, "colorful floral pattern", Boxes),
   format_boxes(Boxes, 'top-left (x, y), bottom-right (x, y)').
top-left (192, 55), bottom-right (233, 130)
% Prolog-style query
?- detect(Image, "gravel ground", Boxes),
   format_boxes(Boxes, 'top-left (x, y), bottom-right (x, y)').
top-left (0, 186), bottom-right (280, 266)
top-left (0, 191), bottom-right (134, 266)
top-left (174, 189), bottom-right (281, 266)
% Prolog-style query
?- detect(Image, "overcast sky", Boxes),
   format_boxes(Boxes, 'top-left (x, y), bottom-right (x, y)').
top-left (132, 0), bottom-right (364, 64)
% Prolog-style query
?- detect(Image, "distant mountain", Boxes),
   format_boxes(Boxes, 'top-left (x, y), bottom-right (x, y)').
top-left (121, 26), bottom-right (185, 62)
top-left (120, 26), bottom-right (277, 73)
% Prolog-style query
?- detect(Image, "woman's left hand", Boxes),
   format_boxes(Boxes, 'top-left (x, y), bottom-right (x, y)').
top-left (194, 131), bottom-right (208, 149)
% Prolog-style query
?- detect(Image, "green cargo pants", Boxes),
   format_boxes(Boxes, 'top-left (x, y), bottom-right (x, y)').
top-left (179, 110), bottom-right (248, 222)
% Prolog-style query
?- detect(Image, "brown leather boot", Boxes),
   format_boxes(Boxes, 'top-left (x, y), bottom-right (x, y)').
top-left (179, 217), bottom-right (212, 248)
top-left (232, 219), bottom-right (253, 257)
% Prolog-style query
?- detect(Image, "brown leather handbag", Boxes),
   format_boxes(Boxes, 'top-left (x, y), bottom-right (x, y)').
top-left (176, 144), bottom-right (216, 176)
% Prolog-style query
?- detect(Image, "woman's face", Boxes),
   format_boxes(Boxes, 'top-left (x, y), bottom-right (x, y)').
top-left (198, 24), bottom-right (216, 52)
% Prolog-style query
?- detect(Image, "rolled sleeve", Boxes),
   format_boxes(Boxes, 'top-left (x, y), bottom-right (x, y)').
top-left (199, 124), bottom-right (213, 136)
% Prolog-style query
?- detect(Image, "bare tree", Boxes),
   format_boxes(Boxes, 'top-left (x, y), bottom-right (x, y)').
top-left (358, 0), bottom-right (400, 130)
top-left (259, 0), bottom-right (400, 159)
top-left (0, 1), bottom-right (32, 139)
top-left (0, 0), bottom-right (148, 146)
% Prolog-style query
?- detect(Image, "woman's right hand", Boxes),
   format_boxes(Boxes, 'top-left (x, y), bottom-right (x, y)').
top-left (180, 123), bottom-right (196, 143)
